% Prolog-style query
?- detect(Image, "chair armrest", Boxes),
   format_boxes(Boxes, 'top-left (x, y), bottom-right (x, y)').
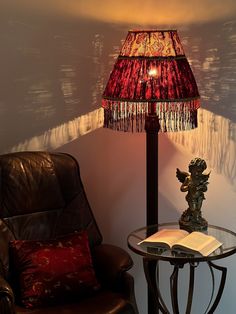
top-left (0, 275), bottom-right (15, 314)
top-left (92, 244), bottom-right (138, 312)
top-left (92, 243), bottom-right (133, 290)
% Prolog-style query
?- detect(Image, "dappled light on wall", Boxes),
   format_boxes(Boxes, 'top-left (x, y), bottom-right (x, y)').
top-left (5, 108), bottom-right (104, 153)
top-left (1, 0), bottom-right (236, 157)
top-left (180, 21), bottom-right (236, 123)
top-left (167, 108), bottom-right (236, 187)
top-left (0, 16), bottom-right (108, 152)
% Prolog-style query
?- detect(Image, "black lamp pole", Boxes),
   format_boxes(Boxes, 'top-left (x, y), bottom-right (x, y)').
top-left (145, 112), bottom-right (159, 227)
top-left (145, 109), bottom-right (160, 314)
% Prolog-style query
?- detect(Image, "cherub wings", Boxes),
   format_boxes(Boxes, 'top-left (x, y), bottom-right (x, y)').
top-left (200, 172), bottom-right (211, 183)
top-left (176, 168), bottom-right (211, 183)
top-left (176, 168), bottom-right (189, 183)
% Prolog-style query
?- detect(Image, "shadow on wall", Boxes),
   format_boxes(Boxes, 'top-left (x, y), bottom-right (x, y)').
top-left (167, 21), bottom-right (236, 188)
top-left (158, 192), bottom-right (180, 222)
top-left (8, 108), bottom-right (104, 152)
top-left (183, 20), bottom-right (236, 122)
top-left (0, 12), bottom-right (126, 152)
top-left (1, 6), bottom-right (236, 188)
top-left (168, 108), bottom-right (236, 188)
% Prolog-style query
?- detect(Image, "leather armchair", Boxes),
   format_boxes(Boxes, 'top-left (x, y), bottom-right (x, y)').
top-left (0, 151), bottom-right (138, 314)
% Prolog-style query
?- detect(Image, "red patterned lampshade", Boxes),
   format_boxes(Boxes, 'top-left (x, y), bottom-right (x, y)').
top-left (102, 30), bottom-right (200, 132)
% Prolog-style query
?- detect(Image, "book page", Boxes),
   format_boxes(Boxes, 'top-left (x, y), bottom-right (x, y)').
top-left (172, 231), bottom-right (222, 256)
top-left (198, 238), bottom-right (223, 256)
top-left (138, 229), bottom-right (189, 248)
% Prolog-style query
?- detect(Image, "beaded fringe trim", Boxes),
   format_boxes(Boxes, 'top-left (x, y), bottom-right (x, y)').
top-left (102, 100), bottom-right (200, 132)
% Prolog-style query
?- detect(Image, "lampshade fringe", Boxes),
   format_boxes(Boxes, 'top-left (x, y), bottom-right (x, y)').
top-left (103, 100), bottom-right (199, 132)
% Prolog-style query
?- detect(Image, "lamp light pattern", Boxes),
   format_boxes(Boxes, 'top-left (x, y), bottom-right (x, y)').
top-left (102, 30), bottom-right (200, 132)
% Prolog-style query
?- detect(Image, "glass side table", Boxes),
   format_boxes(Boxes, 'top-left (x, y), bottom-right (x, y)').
top-left (128, 222), bottom-right (236, 314)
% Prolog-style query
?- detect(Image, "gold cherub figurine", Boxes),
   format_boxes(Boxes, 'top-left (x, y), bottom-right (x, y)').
top-left (176, 158), bottom-right (210, 232)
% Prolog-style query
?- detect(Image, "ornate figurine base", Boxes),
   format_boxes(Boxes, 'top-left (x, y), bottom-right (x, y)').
top-left (179, 209), bottom-right (208, 233)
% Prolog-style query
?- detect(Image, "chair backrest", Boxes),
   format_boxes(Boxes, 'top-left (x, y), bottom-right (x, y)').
top-left (0, 151), bottom-right (102, 274)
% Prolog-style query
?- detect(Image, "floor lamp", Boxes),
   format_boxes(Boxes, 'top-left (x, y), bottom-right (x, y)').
top-left (102, 29), bottom-right (200, 313)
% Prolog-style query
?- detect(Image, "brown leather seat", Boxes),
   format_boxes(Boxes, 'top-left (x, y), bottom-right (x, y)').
top-left (0, 151), bottom-right (138, 314)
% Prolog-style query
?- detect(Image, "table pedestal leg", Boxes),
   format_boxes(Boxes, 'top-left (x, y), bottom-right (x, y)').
top-left (204, 261), bottom-right (227, 314)
top-left (143, 258), bottom-right (170, 313)
top-left (143, 258), bottom-right (227, 314)
top-left (170, 262), bottom-right (197, 314)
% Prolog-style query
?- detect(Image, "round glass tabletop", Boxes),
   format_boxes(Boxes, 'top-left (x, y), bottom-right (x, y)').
top-left (128, 222), bottom-right (236, 263)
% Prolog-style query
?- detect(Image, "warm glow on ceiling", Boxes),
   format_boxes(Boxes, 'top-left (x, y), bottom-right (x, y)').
top-left (3, 0), bottom-right (236, 25)
top-left (76, 0), bottom-right (236, 25)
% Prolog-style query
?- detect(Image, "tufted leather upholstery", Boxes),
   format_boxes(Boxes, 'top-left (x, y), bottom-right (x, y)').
top-left (0, 151), bottom-right (138, 314)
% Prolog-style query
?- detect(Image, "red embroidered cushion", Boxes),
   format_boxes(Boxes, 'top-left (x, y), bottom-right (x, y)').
top-left (10, 231), bottom-right (100, 308)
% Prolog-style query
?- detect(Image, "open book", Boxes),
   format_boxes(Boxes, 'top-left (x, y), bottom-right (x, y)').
top-left (138, 229), bottom-right (222, 256)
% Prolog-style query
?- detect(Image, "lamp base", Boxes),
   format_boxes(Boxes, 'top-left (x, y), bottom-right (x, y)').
top-left (179, 208), bottom-right (208, 232)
